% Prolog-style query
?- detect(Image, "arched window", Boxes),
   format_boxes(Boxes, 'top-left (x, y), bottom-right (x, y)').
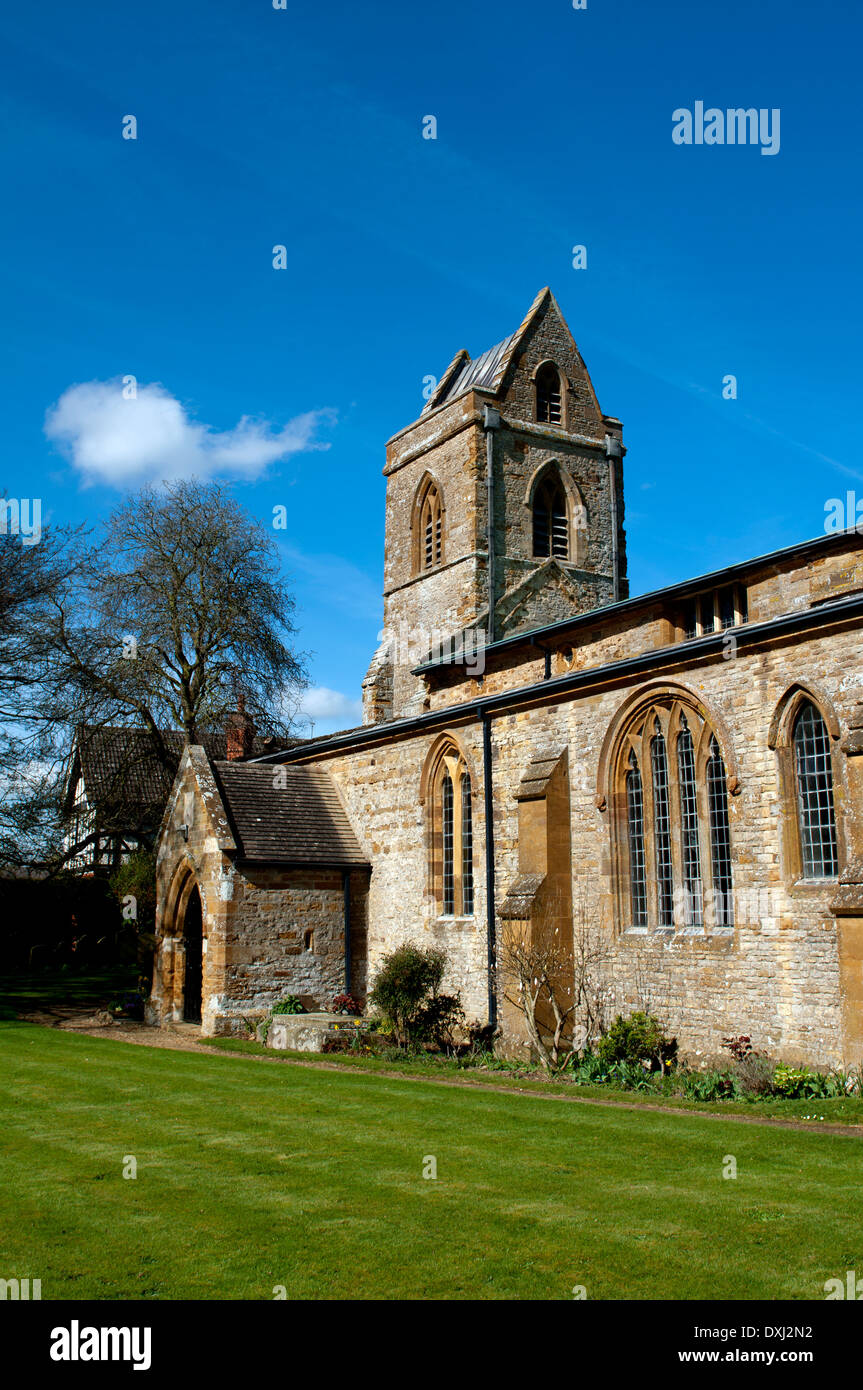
top-left (609, 697), bottom-right (735, 932)
top-left (532, 475), bottom-right (568, 559)
top-left (415, 479), bottom-right (444, 573)
top-left (626, 750), bottom-right (647, 928)
top-left (461, 772), bottom-right (474, 916)
top-left (707, 736), bottom-right (733, 925)
top-left (442, 771), bottom-right (455, 913)
top-left (536, 363), bottom-right (563, 425)
top-left (793, 701), bottom-right (838, 879)
top-left (677, 714), bottom-right (703, 927)
top-left (650, 721), bottom-right (674, 928)
top-left (429, 743), bottom-right (475, 917)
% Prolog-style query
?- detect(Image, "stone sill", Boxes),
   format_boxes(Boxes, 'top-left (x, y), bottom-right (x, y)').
top-left (623, 927), bottom-right (734, 942)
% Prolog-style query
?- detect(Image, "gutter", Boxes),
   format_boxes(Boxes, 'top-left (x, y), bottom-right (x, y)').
top-left (253, 588), bottom-right (863, 766)
top-left (413, 526), bottom-right (863, 673)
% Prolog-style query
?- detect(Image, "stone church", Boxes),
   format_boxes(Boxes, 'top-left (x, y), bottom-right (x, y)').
top-left (149, 288), bottom-right (863, 1065)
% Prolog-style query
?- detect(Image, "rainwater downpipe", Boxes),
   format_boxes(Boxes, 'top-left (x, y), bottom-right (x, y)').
top-left (483, 404), bottom-right (501, 645)
top-left (605, 433), bottom-right (623, 603)
top-left (342, 868), bottom-right (351, 995)
top-left (479, 705), bottom-right (498, 1029)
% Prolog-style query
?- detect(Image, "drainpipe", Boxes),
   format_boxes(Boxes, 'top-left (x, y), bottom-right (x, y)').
top-left (605, 433), bottom-right (623, 603)
top-left (483, 405), bottom-right (501, 645)
top-left (530, 637), bottom-right (552, 680)
top-left (479, 706), bottom-right (497, 1029)
top-left (342, 868), bottom-right (351, 994)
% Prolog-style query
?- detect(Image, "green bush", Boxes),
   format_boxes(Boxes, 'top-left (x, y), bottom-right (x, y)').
top-left (414, 992), bottom-right (464, 1049)
top-left (595, 1012), bottom-right (677, 1072)
top-left (368, 942), bottom-right (461, 1049)
top-left (771, 1065), bottom-right (846, 1099)
top-left (682, 1069), bottom-right (741, 1102)
top-left (272, 995), bottom-right (304, 1016)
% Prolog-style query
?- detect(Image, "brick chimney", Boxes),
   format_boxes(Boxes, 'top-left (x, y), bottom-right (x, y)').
top-left (225, 693), bottom-right (256, 761)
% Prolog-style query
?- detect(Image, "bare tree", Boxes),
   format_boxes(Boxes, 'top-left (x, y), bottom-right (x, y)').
top-left (37, 480), bottom-right (308, 760)
top-left (0, 522), bottom-right (84, 867)
top-left (1, 481), bottom-right (308, 867)
top-left (570, 890), bottom-right (613, 1050)
top-left (499, 919), bottom-right (576, 1073)
top-left (498, 887), bottom-right (611, 1074)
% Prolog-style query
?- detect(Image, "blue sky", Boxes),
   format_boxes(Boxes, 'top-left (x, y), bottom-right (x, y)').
top-left (2, 0), bottom-right (861, 733)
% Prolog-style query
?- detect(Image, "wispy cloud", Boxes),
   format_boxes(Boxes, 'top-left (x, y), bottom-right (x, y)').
top-left (301, 687), bottom-right (363, 722)
top-left (44, 378), bottom-right (335, 488)
top-left (295, 686), bottom-right (363, 736)
top-left (281, 544), bottom-right (381, 622)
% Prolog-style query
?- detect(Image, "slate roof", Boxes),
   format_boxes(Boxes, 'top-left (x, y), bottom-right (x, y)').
top-left (210, 761), bottom-right (368, 867)
top-left (68, 726), bottom-right (296, 827)
top-left (499, 873), bottom-right (545, 920)
top-left (517, 750), bottom-right (565, 801)
top-left (422, 287), bottom-right (551, 414)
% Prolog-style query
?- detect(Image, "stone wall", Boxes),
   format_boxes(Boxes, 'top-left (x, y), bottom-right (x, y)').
top-left (303, 601), bottom-right (863, 1065)
top-left (149, 748), bottom-right (367, 1037)
top-left (370, 293), bottom-right (627, 722)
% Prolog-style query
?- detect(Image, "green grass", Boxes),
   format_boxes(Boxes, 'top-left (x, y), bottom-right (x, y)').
top-left (2, 1022), bottom-right (863, 1300)
top-left (201, 1035), bottom-right (863, 1125)
top-left (0, 966), bottom-right (139, 1014)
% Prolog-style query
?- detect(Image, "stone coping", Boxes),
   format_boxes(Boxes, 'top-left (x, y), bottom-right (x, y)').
top-left (271, 1011), bottom-right (362, 1026)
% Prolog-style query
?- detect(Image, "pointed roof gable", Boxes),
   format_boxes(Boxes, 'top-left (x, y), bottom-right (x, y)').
top-left (422, 287), bottom-right (586, 414)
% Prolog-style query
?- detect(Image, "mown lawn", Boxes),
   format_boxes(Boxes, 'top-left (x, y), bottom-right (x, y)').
top-left (0, 966), bottom-right (139, 1015)
top-left (1, 1021), bottom-right (862, 1301)
top-left (201, 1035), bottom-right (863, 1125)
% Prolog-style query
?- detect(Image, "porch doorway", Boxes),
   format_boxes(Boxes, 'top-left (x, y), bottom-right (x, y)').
top-left (182, 884), bottom-right (203, 1024)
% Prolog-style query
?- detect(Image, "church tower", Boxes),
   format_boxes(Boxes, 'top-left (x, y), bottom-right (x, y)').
top-left (362, 288), bottom-right (628, 723)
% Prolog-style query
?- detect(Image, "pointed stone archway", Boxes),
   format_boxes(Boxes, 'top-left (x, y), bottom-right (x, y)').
top-left (181, 884), bottom-right (203, 1024)
top-left (153, 862), bottom-right (208, 1027)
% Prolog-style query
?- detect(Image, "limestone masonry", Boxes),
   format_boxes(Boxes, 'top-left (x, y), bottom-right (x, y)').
top-left (150, 288), bottom-right (863, 1065)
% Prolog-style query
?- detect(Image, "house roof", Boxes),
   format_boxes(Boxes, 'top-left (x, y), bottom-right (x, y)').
top-left (69, 726), bottom-right (297, 827)
top-left (210, 761), bottom-right (368, 866)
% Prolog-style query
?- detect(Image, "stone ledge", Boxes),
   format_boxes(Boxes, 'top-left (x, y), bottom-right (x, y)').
top-left (268, 1012), bottom-right (362, 1053)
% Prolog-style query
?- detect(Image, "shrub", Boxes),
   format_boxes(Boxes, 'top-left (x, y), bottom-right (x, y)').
top-left (682, 1069), bottom-right (740, 1102)
top-left (772, 1065), bottom-right (847, 1099)
top-left (595, 1012), bottom-right (677, 1072)
top-left (414, 992), bottom-right (464, 1049)
top-left (331, 993), bottom-right (362, 1015)
top-left (722, 1034), bottom-right (753, 1063)
top-left (368, 942), bottom-right (460, 1049)
top-left (465, 1019), bottom-right (498, 1054)
top-left (735, 1051), bottom-right (776, 1096)
top-left (272, 995), bottom-right (304, 1016)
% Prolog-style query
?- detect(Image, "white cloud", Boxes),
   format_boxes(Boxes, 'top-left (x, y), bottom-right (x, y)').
top-left (299, 687), bottom-right (363, 729)
top-left (44, 378), bottom-right (334, 487)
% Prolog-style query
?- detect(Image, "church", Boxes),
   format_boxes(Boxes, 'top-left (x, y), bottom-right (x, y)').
top-left (147, 288), bottom-right (863, 1065)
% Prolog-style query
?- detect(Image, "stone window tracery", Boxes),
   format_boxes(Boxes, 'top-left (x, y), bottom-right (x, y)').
top-left (793, 700), bottom-right (838, 880)
top-left (611, 698), bottom-right (735, 933)
top-left (427, 741), bottom-right (475, 918)
top-left (413, 476), bottom-right (444, 574)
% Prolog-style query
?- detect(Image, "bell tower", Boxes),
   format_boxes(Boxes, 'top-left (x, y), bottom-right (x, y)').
top-left (362, 288), bottom-right (627, 723)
